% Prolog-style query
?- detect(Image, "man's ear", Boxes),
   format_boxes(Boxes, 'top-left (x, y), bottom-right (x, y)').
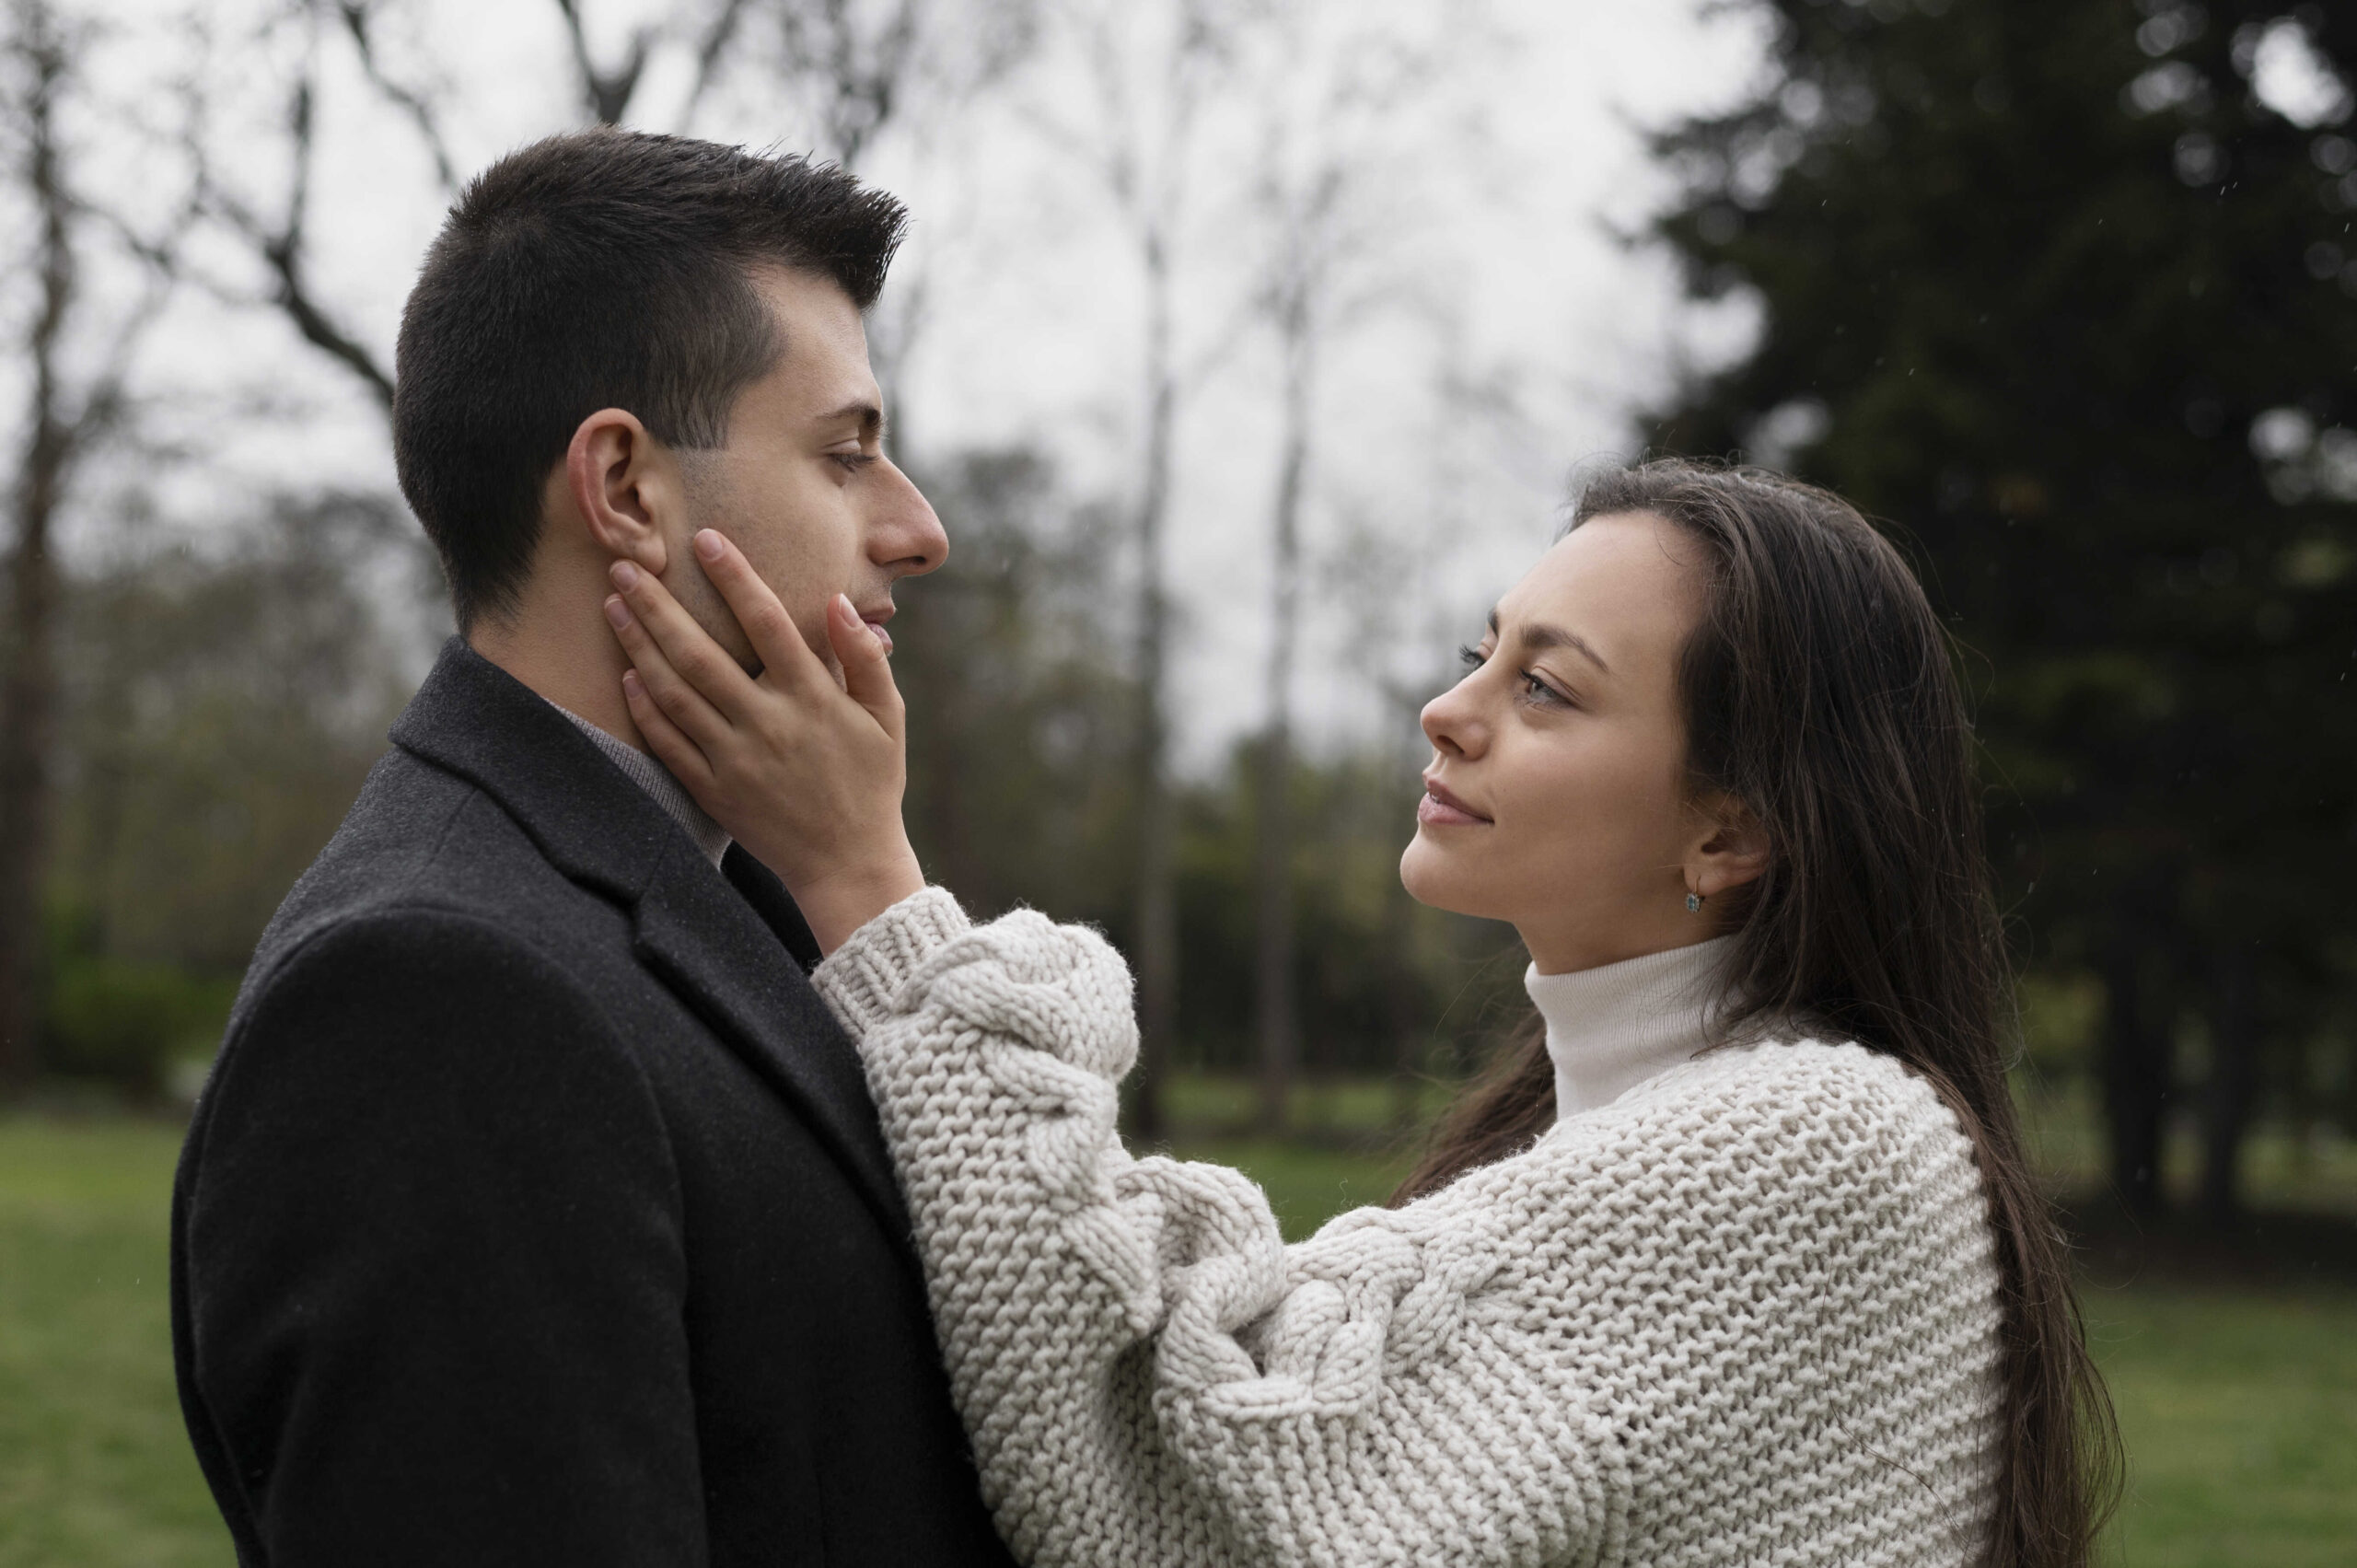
top-left (564, 408), bottom-right (681, 575)
top-left (1684, 791), bottom-right (1771, 902)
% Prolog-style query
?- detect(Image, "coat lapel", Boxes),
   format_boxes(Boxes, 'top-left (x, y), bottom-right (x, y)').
top-left (632, 844), bottom-right (911, 1239)
top-left (389, 639), bottom-right (913, 1243)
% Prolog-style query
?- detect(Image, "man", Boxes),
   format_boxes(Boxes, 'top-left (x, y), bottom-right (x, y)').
top-left (170, 130), bottom-right (1018, 1566)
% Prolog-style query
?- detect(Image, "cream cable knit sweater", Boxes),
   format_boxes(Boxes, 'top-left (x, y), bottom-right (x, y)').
top-left (816, 889), bottom-right (2005, 1568)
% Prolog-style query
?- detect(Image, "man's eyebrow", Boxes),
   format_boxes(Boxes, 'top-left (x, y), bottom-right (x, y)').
top-left (1488, 608), bottom-right (1612, 674)
top-left (814, 399), bottom-right (885, 440)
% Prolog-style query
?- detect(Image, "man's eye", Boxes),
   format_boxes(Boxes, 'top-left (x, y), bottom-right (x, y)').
top-left (831, 451), bottom-right (877, 474)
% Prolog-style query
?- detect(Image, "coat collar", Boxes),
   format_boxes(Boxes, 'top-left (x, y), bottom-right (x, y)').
top-left (389, 638), bottom-right (911, 1242)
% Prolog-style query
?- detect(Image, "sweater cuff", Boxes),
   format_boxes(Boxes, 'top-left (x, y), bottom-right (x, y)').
top-left (814, 886), bottom-right (971, 1040)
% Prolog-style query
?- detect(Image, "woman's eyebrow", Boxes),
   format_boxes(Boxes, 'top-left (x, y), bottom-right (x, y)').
top-left (1487, 608), bottom-right (1612, 675)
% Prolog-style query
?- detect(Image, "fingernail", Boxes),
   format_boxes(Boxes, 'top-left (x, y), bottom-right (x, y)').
top-left (621, 669), bottom-right (643, 700)
top-left (695, 529), bottom-right (726, 562)
top-left (610, 560), bottom-right (640, 590)
top-left (604, 596), bottom-right (632, 629)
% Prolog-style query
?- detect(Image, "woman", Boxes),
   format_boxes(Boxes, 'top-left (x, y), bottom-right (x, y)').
top-left (601, 459), bottom-right (2117, 1568)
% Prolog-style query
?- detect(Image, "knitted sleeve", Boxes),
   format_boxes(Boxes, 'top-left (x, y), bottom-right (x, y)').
top-left (815, 889), bottom-right (1617, 1565)
top-left (816, 889), bottom-right (2003, 1568)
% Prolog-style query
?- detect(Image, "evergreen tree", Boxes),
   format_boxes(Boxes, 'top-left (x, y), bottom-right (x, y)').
top-left (1646, 0), bottom-right (2357, 1213)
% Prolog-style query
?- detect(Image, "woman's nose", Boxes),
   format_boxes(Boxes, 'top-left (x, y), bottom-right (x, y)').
top-left (1421, 677), bottom-right (1486, 761)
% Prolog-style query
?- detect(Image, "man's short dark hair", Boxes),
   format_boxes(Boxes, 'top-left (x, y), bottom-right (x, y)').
top-left (392, 130), bottom-right (908, 630)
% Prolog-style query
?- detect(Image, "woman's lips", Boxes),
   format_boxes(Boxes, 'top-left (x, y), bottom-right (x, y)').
top-left (1418, 779), bottom-right (1490, 826)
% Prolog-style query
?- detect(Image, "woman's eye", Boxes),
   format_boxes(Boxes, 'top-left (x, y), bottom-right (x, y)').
top-left (1519, 670), bottom-right (1570, 707)
top-left (1457, 644), bottom-right (1487, 669)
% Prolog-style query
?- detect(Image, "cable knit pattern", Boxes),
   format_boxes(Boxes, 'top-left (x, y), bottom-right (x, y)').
top-left (816, 889), bottom-right (2006, 1568)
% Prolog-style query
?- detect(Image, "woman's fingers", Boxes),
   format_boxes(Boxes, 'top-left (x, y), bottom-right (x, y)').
top-left (607, 558), bottom-right (761, 724)
top-left (691, 529), bottom-right (833, 695)
top-left (620, 667), bottom-right (716, 791)
top-left (603, 581), bottom-right (733, 749)
top-left (825, 594), bottom-right (905, 739)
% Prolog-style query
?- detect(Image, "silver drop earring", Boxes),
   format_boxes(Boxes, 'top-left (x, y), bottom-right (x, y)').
top-left (1686, 891), bottom-right (1703, 913)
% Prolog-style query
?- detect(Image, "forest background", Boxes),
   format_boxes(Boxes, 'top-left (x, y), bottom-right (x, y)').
top-left (1, 1), bottom-right (2354, 1561)
top-left (4, 0), bottom-right (2351, 1212)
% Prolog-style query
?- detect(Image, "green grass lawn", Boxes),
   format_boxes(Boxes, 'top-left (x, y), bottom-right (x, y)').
top-left (2084, 1286), bottom-right (2357, 1568)
top-left (4, 1116), bottom-right (2351, 1566)
top-left (0, 1121), bottom-right (229, 1567)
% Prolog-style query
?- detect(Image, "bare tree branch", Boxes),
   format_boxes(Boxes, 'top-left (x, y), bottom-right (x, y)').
top-left (1030, 0), bottom-right (1247, 1138)
top-left (553, 0), bottom-right (651, 124)
top-left (0, 0), bottom-right (71, 1093)
top-left (259, 245), bottom-right (397, 409)
top-left (678, 0), bottom-right (754, 126)
top-left (203, 0), bottom-right (761, 415)
top-left (200, 25), bottom-right (396, 410)
top-left (1, 0), bottom-right (200, 1092)
top-left (795, 0), bottom-right (922, 168)
top-left (69, 193), bottom-right (203, 447)
top-left (194, 6), bottom-right (394, 407)
top-left (336, 1), bottom-right (459, 193)
top-left (741, 0), bottom-right (1033, 170)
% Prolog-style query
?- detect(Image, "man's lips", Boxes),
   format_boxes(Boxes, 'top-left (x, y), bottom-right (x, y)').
top-left (1418, 778), bottom-right (1491, 826)
top-left (857, 606), bottom-right (894, 654)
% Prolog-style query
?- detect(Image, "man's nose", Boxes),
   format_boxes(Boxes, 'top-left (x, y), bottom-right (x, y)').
top-left (871, 459), bottom-right (948, 577)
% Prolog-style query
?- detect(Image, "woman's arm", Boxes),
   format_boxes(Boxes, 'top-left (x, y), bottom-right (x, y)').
top-left (601, 542), bottom-right (1628, 1564)
top-left (819, 889), bottom-right (1235, 1565)
top-left (597, 547), bottom-right (1999, 1568)
top-left (818, 888), bottom-right (1631, 1568)
top-left (819, 887), bottom-right (2008, 1568)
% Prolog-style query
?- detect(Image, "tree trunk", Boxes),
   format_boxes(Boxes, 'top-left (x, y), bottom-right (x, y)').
top-left (2099, 912), bottom-right (2171, 1214)
top-left (0, 473), bottom-right (59, 1097)
top-left (1254, 314), bottom-right (1309, 1134)
top-left (1385, 865), bottom-right (1424, 1134)
top-left (1251, 721), bottom-right (1295, 1132)
top-left (0, 10), bottom-right (73, 1097)
top-left (1127, 223), bottom-right (1179, 1143)
top-left (2199, 942), bottom-right (2259, 1224)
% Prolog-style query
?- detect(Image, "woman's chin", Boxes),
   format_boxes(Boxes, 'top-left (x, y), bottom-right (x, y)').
top-left (1398, 838), bottom-right (1486, 919)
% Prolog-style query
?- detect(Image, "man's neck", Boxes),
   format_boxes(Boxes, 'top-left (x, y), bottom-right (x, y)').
top-left (469, 602), bottom-right (647, 755)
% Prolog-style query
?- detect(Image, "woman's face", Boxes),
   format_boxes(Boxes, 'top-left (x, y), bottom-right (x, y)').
top-left (1400, 510), bottom-right (1724, 974)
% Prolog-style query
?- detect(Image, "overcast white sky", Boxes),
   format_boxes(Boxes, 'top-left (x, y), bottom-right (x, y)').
top-left (49, 0), bottom-right (1776, 770)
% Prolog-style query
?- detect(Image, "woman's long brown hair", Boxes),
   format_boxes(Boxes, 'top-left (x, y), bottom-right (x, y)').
top-left (1392, 459), bottom-right (2119, 1568)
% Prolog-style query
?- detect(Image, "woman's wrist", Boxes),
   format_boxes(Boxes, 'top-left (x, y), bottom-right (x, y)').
top-left (791, 845), bottom-right (929, 957)
top-left (813, 885), bottom-right (971, 1040)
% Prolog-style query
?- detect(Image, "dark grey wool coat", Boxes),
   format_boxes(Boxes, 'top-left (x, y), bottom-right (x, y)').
top-left (170, 638), bottom-right (1016, 1568)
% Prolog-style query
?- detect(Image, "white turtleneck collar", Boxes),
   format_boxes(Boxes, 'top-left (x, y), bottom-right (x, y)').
top-left (1526, 935), bottom-right (1738, 1122)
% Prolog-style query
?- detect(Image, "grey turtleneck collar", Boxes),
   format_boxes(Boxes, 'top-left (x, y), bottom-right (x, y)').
top-left (550, 703), bottom-right (733, 869)
top-left (1525, 936), bottom-right (1738, 1122)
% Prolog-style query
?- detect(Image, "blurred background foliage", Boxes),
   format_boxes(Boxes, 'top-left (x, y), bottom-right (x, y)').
top-left (882, 444), bottom-right (1528, 1092)
top-left (25, 494), bottom-right (423, 1100)
top-left (0, 0), bottom-right (2348, 1217)
top-left (1645, 0), bottom-right (2357, 1219)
